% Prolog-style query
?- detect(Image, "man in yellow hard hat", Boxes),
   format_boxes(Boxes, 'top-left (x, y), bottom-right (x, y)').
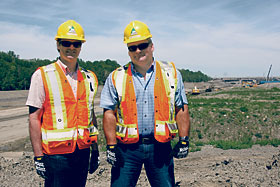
top-left (100, 20), bottom-right (191, 186)
top-left (26, 20), bottom-right (99, 187)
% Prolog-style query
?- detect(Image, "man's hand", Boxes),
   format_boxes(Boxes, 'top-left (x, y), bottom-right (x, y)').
top-left (89, 146), bottom-right (100, 174)
top-left (34, 156), bottom-right (47, 179)
top-left (171, 136), bottom-right (189, 159)
top-left (106, 144), bottom-right (124, 167)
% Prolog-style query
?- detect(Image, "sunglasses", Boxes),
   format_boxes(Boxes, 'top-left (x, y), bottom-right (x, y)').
top-left (127, 43), bottom-right (150, 52)
top-left (59, 41), bottom-right (82, 48)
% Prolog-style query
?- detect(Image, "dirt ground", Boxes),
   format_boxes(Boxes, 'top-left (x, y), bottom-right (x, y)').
top-left (0, 145), bottom-right (279, 186)
top-left (0, 84), bottom-right (279, 187)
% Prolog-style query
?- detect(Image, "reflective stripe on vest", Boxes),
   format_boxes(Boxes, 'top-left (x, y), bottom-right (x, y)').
top-left (112, 61), bottom-right (178, 143)
top-left (112, 64), bottom-right (138, 143)
top-left (154, 61), bottom-right (178, 142)
top-left (42, 64), bottom-right (67, 129)
top-left (40, 62), bottom-right (98, 154)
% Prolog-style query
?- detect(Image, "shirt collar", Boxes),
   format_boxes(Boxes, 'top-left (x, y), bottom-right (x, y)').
top-left (130, 61), bottom-right (155, 76)
top-left (56, 58), bottom-right (79, 74)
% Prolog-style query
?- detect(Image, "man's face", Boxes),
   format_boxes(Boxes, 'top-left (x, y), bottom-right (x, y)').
top-left (127, 39), bottom-right (154, 67)
top-left (57, 39), bottom-right (82, 64)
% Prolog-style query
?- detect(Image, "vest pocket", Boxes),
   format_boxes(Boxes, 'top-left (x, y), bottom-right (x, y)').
top-left (78, 128), bottom-right (97, 146)
top-left (45, 140), bottom-right (74, 154)
top-left (48, 140), bottom-right (73, 149)
top-left (155, 120), bottom-right (178, 142)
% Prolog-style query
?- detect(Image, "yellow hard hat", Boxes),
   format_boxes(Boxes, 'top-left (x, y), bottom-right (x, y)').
top-left (55, 20), bottom-right (86, 42)
top-left (124, 20), bottom-right (152, 44)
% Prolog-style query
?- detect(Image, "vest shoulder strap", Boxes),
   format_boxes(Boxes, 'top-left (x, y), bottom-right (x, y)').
top-left (156, 60), bottom-right (177, 88)
top-left (41, 62), bottom-right (56, 72)
top-left (112, 63), bottom-right (130, 101)
top-left (156, 60), bottom-right (177, 109)
top-left (156, 60), bottom-right (176, 77)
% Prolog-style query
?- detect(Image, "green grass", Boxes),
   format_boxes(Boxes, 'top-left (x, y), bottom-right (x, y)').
top-left (95, 87), bottom-right (280, 152)
top-left (187, 86), bottom-right (280, 151)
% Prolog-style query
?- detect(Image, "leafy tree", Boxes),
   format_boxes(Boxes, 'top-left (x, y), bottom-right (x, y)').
top-left (0, 51), bottom-right (211, 91)
top-left (179, 69), bottom-right (212, 82)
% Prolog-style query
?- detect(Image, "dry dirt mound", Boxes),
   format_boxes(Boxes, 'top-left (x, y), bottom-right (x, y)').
top-left (0, 145), bottom-right (279, 187)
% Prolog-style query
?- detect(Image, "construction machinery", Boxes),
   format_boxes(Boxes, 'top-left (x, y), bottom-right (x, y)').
top-left (205, 85), bottom-right (214, 92)
top-left (259, 64), bottom-right (280, 84)
top-left (266, 64), bottom-right (272, 82)
top-left (191, 86), bottom-right (200, 95)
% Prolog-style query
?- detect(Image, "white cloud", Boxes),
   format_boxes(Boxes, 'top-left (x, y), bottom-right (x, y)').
top-left (0, 0), bottom-right (280, 77)
top-left (0, 21), bottom-right (57, 60)
top-left (155, 22), bottom-right (280, 77)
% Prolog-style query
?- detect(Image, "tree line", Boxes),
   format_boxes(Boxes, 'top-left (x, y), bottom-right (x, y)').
top-left (0, 51), bottom-right (211, 91)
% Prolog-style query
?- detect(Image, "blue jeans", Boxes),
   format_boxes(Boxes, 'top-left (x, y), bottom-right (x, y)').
top-left (44, 147), bottom-right (90, 187)
top-left (111, 141), bottom-right (175, 187)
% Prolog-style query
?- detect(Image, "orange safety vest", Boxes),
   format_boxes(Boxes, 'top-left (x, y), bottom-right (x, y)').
top-left (40, 62), bottom-right (98, 155)
top-left (112, 61), bottom-right (178, 144)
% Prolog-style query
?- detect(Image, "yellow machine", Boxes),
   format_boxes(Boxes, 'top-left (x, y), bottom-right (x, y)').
top-left (191, 86), bottom-right (200, 95)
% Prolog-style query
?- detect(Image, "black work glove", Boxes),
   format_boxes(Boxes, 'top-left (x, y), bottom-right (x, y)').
top-left (34, 156), bottom-right (47, 179)
top-left (106, 144), bottom-right (124, 167)
top-left (89, 146), bottom-right (100, 174)
top-left (171, 136), bottom-right (189, 159)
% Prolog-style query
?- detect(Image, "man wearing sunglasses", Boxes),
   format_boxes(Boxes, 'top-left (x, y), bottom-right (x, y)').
top-left (101, 20), bottom-right (190, 186)
top-left (26, 20), bottom-right (99, 187)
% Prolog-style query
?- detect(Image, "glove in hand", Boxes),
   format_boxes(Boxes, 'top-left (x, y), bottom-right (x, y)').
top-left (34, 156), bottom-right (47, 179)
top-left (106, 144), bottom-right (124, 167)
top-left (171, 137), bottom-right (189, 159)
top-left (89, 148), bottom-right (100, 174)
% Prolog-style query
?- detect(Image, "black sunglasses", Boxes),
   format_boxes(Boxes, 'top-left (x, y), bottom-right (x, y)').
top-left (128, 43), bottom-right (150, 52)
top-left (59, 41), bottom-right (82, 48)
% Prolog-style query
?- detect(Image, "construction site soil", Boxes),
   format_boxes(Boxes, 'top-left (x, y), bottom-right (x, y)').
top-left (0, 82), bottom-right (279, 186)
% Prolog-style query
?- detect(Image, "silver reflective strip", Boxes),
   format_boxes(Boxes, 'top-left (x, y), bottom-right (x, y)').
top-left (156, 123), bottom-right (165, 132)
top-left (127, 127), bottom-right (137, 136)
top-left (78, 128), bottom-right (84, 136)
top-left (77, 127), bottom-right (97, 136)
top-left (74, 130), bottom-right (77, 138)
top-left (114, 67), bottom-right (126, 123)
top-left (83, 71), bottom-right (96, 121)
top-left (167, 123), bottom-right (177, 130)
top-left (115, 68), bottom-right (125, 102)
top-left (158, 61), bottom-right (176, 121)
top-left (116, 124), bottom-right (126, 134)
top-left (42, 129), bottom-right (75, 141)
top-left (88, 125), bottom-right (98, 133)
top-left (117, 108), bottom-right (123, 123)
top-left (159, 61), bottom-right (176, 104)
top-left (45, 64), bottom-right (64, 129)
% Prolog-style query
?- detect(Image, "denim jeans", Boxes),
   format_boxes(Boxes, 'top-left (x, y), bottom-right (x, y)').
top-left (111, 141), bottom-right (175, 187)
top-left (44, 147), bottom-right (90, 187)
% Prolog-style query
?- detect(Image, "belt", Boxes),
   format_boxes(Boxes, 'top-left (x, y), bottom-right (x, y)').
top-left (139, 136), bottom-right (156, 144)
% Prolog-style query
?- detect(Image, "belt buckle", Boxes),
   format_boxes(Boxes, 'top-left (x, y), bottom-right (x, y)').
top-left (142, 137), bottom-right (151, 144)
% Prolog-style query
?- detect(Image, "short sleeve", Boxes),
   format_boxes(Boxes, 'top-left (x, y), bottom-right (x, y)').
top-left (26, 69), bottom-right (45, 108)
top-left (99, 72), bottom-right (119, 110)
top-left (175, 70), bottom-right (188, 107)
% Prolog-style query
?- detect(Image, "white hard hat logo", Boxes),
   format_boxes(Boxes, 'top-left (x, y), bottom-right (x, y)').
top-left (68, 26), bottom-right (77, 36)
top-left (130, 28), bottom-right (138, 36)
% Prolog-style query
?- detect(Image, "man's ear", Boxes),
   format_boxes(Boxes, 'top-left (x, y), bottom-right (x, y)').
top-left (151, 43), bottom-right (154, 52)
top-left (57, 41), bottom-right (60, 53)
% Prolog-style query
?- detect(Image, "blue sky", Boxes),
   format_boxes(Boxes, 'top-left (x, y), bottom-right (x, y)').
top-left (0, 0), bottom-right (279, 77)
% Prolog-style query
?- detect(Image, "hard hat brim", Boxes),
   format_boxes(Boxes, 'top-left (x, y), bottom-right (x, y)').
top-left (124, 35), bottom-right (152, 44)
top-left (55, 36), bottom-right (86, 43)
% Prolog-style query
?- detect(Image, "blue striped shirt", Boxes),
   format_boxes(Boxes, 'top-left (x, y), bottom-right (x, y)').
top-left (100, 61), bottom-right (188, 136)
